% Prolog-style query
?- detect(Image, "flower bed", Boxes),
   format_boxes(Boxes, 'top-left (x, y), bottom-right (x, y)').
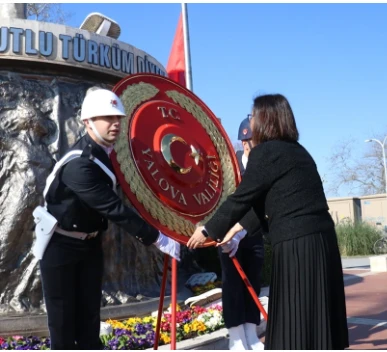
top-left (0, 336), bottom-right (51, 350)
top-left (102, 304), bottom-right (224, 349)
top-left (0, 305), bottom-right (224, 350)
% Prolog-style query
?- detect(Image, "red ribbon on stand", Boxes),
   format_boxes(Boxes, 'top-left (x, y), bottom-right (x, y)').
top-left (231, 256), bottom-right (268, 322)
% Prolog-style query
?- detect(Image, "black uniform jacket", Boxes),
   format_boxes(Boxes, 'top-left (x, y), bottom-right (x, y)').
top-left (236, 150), bottom-right (245, 175)
top-left (206, 140), bottom-right (334, 246)
top-left (45, 133), bottom-right (159, 246)
top-left (235, 150), bottom-right (264, 238)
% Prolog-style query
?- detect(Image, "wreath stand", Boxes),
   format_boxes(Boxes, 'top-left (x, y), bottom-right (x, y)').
top-left (153, 252), bottom-right (268, 350)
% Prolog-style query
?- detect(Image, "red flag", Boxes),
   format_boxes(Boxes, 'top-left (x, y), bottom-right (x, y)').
top-left (166, 13), bottom-right (186, 87)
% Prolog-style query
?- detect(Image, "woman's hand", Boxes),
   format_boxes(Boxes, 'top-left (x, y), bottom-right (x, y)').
top-left (216, 223), bottom-right (244, 247)
top-left (187, 226), bottom-right (207, 249)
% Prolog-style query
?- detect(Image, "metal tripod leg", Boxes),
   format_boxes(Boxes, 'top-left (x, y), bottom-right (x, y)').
top-left (153, 255), bottom-right (178, 350)
top-left (154, 254), bottom-right (169, 350)
top-left (171, 258), bottom-right (178, 349)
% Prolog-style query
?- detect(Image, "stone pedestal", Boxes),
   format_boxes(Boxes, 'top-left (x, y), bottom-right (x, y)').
top-left (370, 255), bottom-right (387, 272)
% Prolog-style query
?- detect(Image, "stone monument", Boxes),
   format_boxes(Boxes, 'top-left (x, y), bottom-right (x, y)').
top-left (0, 4), bottom-right (179, 315)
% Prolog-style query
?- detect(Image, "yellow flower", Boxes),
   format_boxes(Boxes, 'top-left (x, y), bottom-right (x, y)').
top-left (126, 317), bottom-right (142, 327)
top-left (160, 333), bottom-right (171, 344)
top-left (191, 320), bottom-right (206, 332)
top-left (105, 318), bottom-right (115, 325)
top-left (105, 319), bottom-right (127, 330)
top-left (143, 316), bottom-right (153, 324)
top-left (183, 323), bottom-right (191, 334)
top-left (168, 303), bottom-right (181, 312)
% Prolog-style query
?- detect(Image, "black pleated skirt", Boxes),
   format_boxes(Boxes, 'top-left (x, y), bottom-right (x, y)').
top-left (265, 230), bottom-right (349, 350)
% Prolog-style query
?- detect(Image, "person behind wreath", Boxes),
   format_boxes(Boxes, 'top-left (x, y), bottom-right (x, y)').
top-left (33, 88), bottom-right (181, 350)
top-left (218, 116), bottom-right (265, 350)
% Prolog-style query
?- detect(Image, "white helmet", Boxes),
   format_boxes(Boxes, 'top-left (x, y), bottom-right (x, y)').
top-left (80, 88), bottom-right (126, 121)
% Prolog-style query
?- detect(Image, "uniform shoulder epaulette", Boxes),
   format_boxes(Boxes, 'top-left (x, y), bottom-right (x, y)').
top-left (79, 143), bottom-right (93, 159)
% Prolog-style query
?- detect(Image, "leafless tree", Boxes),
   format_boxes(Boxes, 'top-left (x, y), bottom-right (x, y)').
top-left (27, 3), bottom-right (73, 24)
top-left (327, 135), bottom-right (385, 196)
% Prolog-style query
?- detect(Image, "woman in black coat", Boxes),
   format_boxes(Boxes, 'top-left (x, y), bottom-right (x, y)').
top-left (187, 94), bottom-right (349, 350)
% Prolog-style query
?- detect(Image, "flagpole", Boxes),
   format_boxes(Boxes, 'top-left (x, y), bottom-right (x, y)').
top-left (181, 3), bottom-right (193, 91)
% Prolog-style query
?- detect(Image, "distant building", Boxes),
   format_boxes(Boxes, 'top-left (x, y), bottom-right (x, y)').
top-left (327, 196), bottom-right (361, 225)
top-left (358, 194), bottom-right (387, 230)
top-left (327, 193), bottom-right (387, 231)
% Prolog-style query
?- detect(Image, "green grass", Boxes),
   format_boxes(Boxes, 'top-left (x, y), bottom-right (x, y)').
top-left (335, 221), bottom-right (383, 256)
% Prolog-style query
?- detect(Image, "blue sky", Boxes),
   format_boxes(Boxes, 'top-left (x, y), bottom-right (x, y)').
top-left (62, 3), bottom-right (387, 197)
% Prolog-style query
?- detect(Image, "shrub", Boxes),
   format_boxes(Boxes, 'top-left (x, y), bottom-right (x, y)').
top-left (335, 220), bottom-right (383, 256)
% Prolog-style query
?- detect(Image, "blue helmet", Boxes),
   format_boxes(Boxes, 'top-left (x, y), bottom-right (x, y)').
top-left (238, 117), bottom-right (252, 141)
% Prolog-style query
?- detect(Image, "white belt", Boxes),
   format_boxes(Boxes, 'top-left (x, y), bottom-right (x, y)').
top-left (55, 226), bottom-right (98, 240)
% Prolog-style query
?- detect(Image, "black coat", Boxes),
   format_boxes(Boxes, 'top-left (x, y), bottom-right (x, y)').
top-left (235, 150), bottom-right (264, 239)
top-left (45, 133), bottom-right (159, 246)
top-left (205, 140), bottom-right (334, 246)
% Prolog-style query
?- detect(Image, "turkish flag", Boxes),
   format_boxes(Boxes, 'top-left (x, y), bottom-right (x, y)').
top-left (166, 13), bottom-right (186, 87)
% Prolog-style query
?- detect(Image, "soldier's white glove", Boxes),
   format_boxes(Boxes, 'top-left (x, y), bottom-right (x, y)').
top-left (154, 232), bottom-right (181, 261)
top-left (221, 230), bottom-right (247, 257)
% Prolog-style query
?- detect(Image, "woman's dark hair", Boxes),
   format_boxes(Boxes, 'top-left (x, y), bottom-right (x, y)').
top-left (251, 94), bottom-right (299, 145)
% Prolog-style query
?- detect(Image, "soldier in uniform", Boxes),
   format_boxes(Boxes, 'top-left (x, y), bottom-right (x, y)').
top-left (217, 116), bottom-right (265, 350)
top-left (36, 88), bottom-right (180, 350)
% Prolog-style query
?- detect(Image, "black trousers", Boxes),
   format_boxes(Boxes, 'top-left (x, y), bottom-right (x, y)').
top-left (40, 232), bottom-right (104, 350)
top-left (218, 234), bottom-right (264, 329)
